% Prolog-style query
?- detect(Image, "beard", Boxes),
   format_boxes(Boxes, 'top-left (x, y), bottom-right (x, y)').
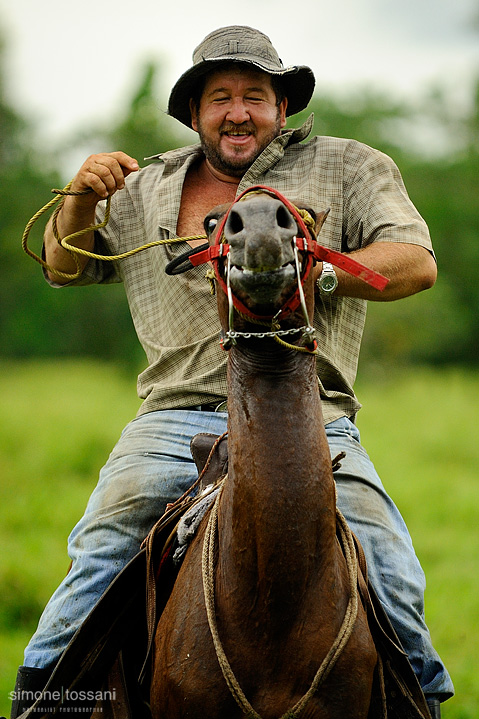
top-left (196, 113), bottom-right (283, 177)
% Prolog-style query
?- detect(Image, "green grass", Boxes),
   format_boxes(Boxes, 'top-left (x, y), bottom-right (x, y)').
top-left (355, 367), bottom-right (479, 718)
top-left (0, 359), bottom-right (140, 713)
top-left (1, 360), bottom-right (478, 717)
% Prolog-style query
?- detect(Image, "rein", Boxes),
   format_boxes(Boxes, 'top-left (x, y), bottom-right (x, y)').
top-left (202, 484), bottom-right (360, 719)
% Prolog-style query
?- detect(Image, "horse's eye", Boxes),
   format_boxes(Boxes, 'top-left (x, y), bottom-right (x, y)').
top-left (207, 218), bottom-right (218, 234)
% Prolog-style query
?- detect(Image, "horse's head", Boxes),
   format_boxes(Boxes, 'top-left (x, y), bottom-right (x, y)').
top-left (207, 193), bottom-right (303, 306)
top-left (204, 188), bottom-right (329, 349)
top-left (164, 185), bottom-right (387, 350)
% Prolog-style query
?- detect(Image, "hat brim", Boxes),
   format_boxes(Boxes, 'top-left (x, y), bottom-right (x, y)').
top-left (167, 59), bottom-right (315, 128)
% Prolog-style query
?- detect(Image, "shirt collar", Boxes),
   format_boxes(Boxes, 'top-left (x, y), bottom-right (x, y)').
top-left (238, 114), bottom-right (314, 191)
top-left (145, 114), bottom-right (314, 233)
top-left (280, 113), bottom-right (315, 145)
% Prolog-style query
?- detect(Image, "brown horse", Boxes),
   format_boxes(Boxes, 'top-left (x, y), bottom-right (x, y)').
top-left (150, 188), bottom-right (378, 718)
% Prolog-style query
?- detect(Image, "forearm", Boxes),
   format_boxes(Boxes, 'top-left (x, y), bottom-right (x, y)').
top-left (315, 242), bottom-right (437, 302)
top-left (44, 197), bottom-right (97, 283)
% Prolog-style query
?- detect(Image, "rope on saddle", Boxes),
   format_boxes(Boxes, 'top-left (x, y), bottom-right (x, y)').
top-left (201, 485), bottom-right (359, 719)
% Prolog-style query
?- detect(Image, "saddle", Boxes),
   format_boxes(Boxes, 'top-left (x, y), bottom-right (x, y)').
top-left (19, 433), bottom-right (430, 719)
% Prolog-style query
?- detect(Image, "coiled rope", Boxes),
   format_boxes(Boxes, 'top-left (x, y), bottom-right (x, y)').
top-left (202, 484), bottom-right (359, 719)
top-left (21, 183), bottom-right (207, 281)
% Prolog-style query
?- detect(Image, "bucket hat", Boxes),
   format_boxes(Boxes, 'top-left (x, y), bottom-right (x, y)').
top-left (168, 26), bottom-right (315, 128)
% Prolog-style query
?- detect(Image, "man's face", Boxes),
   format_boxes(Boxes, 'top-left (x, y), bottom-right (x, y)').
top-left (190, 67), bottom-right (288, 177)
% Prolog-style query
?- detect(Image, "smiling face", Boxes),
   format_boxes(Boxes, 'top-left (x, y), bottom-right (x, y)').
top-left (190, 66), bottom-right (288, 179)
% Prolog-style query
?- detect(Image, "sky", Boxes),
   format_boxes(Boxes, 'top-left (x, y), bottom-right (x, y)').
top-left (1, 0), bottom-right (478, 151)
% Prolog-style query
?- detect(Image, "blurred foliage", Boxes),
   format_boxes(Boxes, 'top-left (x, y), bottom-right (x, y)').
top-left (292, 87), bottom-right (479, 371)
top-left (0, 37), bottom-right (478, 369)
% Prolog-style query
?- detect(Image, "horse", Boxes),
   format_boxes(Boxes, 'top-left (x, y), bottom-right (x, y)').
top-left (149, 186), bottom-right (379, 719)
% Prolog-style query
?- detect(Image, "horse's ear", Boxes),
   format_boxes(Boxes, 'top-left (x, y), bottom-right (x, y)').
top-left (290, 202), bottom-right (329, 237)
top-left (315, 208), bottom-right (331, 236)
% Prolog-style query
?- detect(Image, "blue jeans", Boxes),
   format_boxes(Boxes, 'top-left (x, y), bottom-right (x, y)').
top-left (24, 411), bottom-right (453, 699)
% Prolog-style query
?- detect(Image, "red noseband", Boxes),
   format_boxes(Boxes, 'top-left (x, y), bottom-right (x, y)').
top-left (189, 185), bottom-right (389, 321)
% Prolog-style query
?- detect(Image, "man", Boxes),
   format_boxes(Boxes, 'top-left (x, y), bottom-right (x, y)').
top-left (13, 25), bottom-right (453, 718)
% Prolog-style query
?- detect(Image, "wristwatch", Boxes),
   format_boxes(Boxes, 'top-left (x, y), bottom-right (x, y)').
top-left (317, 261), bottom-right (338, 295)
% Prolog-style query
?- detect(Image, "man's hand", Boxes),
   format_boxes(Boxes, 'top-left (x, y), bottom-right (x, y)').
top-left (44, 151), bottom-right (139, 282)
top-left (70, 151), bottom-right (140, 203)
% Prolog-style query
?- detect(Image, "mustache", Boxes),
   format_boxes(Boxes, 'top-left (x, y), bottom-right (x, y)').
top-left (220, 122), bottom-right (256, 134)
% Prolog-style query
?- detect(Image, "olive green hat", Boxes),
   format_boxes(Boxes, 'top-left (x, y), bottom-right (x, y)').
top-left (168, 25), bottom-right (315, 128)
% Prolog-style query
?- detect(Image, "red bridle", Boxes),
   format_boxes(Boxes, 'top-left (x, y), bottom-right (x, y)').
top-left (189, 185), bottom-right (389, 322)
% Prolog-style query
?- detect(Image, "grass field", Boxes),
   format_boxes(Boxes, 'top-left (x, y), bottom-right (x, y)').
top-left (0, 360), bottom-right (477, 717)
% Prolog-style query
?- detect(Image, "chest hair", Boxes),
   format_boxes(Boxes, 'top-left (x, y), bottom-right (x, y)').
top-left (177, 161), bottom-right (239, 247)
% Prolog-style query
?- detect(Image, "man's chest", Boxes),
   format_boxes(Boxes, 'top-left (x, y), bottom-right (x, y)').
top-left (176, 168), bottom-right (238, 247)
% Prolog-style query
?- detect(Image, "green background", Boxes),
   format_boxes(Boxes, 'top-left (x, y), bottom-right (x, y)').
top-left (1, 25), bottom-right (478, 717)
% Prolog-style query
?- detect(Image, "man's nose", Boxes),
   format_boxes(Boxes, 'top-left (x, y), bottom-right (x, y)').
top-left (225, 99), bottom-right (250, 124)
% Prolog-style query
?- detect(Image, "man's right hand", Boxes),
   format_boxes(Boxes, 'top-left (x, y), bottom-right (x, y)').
top-left (70, 151), bottom-right (140, 203)
top-left (44, 151), bottom-right (139, 282)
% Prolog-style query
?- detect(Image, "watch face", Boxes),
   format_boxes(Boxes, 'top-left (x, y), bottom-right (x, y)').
top-left (321, 275), bottom-right (338, 292)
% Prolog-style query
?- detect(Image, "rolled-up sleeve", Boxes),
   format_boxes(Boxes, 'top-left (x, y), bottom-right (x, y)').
top-left (342, 143), bottom-right (433, 255)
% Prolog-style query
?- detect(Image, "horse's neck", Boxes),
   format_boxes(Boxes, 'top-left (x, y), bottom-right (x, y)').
top-left (219, 344), bottom-right (338, 619)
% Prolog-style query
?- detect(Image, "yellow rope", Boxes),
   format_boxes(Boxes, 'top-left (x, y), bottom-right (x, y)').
top-left (272, 333), bottom-right (318, 355)
top-left (202, 484), bottom-right (262, 719)
top-left (22, 184), bottom-right (316, 284)
top-left (21, 182), bottom-right (84, 281)
top-left (21, 183), bottom-right (207, 281)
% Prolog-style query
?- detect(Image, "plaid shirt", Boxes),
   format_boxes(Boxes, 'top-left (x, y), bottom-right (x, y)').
top-left (64, 115), bottom-right (433, 423)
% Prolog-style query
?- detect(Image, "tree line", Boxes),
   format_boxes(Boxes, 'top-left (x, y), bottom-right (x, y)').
top-left (1, 51), bottom-right (478, 372)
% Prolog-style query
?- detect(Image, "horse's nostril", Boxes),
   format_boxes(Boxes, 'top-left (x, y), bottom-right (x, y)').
top-left (227, 209), bottom-right (244, 235)
top-left (276, 205), bottom-right (294, 230)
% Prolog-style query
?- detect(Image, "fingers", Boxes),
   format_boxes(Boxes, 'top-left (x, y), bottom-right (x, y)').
top-left (72, 152), bottom-right (140, 200)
